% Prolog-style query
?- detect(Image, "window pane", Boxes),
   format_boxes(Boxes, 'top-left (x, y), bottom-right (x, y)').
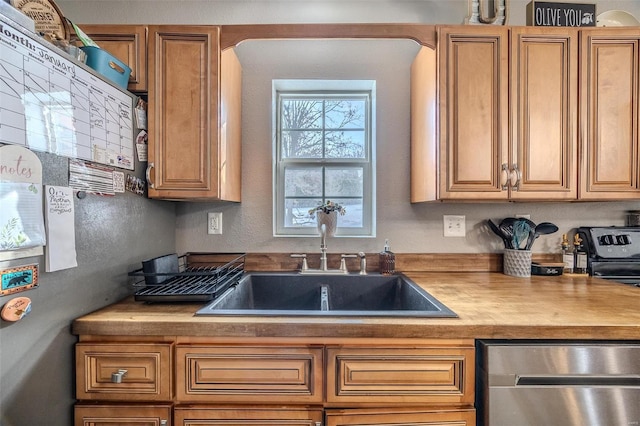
top-left (325, 130), bottom-right (365, 158)
top-left (325, 100), bottom-right (365, 129)
top-left (285, 198), bottom-right (321, 228)
top-left (284, 167), bottom-right (322, 197)
top-left (325, 167), bottom-right (363, 197)
top-left (333, 198), bottom-right (363, 228)
top-left (282, 99), bottom-right (323, 129)
top-left (281, 130), bottom-right (323, 158)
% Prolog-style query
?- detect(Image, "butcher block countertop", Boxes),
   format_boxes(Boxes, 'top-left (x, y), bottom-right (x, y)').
top-left (72, 272), bottom-right (640, 340)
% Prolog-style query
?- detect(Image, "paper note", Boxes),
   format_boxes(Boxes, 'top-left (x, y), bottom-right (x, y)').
top-left (44, 186), bottom-right (78, 272)
top-left (0, 145), bottom-right (46, 261)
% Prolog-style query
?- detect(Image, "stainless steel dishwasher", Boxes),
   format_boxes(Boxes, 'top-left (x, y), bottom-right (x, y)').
top-left (477, 340), bottom-right (640, 426)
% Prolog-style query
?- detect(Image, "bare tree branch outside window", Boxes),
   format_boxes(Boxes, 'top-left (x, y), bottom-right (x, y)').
top-left (276, 91), bottom-right (373, 236)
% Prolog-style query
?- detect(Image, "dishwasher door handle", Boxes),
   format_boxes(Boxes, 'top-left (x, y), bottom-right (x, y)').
top-left (515, 375), bottom-right (640, 387)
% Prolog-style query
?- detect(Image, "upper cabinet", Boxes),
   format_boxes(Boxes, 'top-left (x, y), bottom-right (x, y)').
top-left (436, 26), bottom-right (510, 201)
top-left (579, 28), bottom-right (640, 200)
top-left (146, 26), bottom-right (242, 201)
top-left (414, 25), bottom-right (640, 203)
top-left (509, 27), bottom-right (578, 201)
top-left (75, 25), bottom-right (148, 92)
top-left (421, 25), bottom-right (577, 202)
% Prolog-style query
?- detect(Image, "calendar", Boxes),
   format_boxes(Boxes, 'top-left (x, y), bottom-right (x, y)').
top-left (0, 16), bottom-right (135, 170)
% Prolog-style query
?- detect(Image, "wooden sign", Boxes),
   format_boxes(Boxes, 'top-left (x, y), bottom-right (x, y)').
top-left (527, 1), bottom-right (596, 27)
top-left (10, 0), bottom-right (70, 41)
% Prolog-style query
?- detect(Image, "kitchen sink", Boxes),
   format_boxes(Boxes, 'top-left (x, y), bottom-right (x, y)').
top-left (195, 272), bottom-right (457, 317)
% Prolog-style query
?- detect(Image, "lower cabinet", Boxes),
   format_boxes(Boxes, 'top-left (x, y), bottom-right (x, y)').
top-left (75, 339), bottom-right (475, 426)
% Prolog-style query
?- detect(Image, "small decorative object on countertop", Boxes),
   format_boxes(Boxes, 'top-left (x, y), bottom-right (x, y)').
top-left (503, 248), bottom-right (532, 278)
top-left (531, 262), bottom-right (564, 276)
top-left (379, 239), bottom-right (395, 275)
top-left (561, 233), bottom-right (574, 274)
top-left (573, 234), bottom-right (588, 275)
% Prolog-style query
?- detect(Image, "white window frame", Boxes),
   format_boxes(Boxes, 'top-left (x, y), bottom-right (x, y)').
top-left (273, 80), bottom-right (376, 237)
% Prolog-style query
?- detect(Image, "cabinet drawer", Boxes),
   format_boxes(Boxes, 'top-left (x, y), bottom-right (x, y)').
top-left (175, 407), bottom-right (323, 425)
top-left (76, 343), bottom-right (172, 401)
top-left (326, 346), bottom-right (474, 405)
top-left (74, 403), bottom-right (172, 426)
top-left (325, 407), bottom-right (476, 426)
top-left (176, 345), bottom-right (323, 403)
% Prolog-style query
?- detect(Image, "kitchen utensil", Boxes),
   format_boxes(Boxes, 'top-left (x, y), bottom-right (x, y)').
top-left (524, 222), bottom-right (559, 250)
top-left (499, 218), bottom-right (517, 247)
top-left (512, 219), bottom-right (532, 250)
top-left (487, 219), bottom-right (512, 249)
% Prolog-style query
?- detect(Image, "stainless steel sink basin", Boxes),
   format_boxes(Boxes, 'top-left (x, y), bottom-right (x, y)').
top-left (195, 272), bottom-right (457, 317)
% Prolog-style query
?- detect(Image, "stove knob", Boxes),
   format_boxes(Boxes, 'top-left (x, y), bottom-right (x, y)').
top-left (616, 234), bottom-right (631, 245)
top-left (599, 235), bottom-right (615, 245)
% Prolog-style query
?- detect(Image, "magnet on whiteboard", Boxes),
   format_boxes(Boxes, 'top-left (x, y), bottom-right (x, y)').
top-left (1, 297), bottom-right (32, 322)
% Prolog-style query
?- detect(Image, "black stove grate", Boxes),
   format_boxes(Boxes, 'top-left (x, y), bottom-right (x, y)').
top-left (129, 253), bottom-right (246, 302)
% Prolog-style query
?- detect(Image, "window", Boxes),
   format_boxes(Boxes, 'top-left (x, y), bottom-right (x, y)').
top-left (273, 80), bottom-right (375, 237)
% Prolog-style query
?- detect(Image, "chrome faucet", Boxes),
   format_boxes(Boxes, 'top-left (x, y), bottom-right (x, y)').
top-left (290, 223), bottom-right (352, 274)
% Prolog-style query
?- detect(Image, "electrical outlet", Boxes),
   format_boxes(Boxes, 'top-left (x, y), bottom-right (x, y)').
top-left (515, 214), bottom-right (531, 219)
top-left (443, 215), bottom-right (465, 237)
top-left (208, 212), bottom-right (222, 235)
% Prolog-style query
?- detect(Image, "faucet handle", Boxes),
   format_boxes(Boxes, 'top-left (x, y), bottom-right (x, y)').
top-left (340, 254), bottom-right (357, 273)
top-left (290, 253), bottom-right (308, 272)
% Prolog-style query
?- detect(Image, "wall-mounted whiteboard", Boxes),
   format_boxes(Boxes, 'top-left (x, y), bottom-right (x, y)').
top-left (0, 16), bottom-right (135, 170)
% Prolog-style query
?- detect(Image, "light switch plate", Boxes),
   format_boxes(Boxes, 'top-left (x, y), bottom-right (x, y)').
top-left (443, 215), bottom-right (465, 237)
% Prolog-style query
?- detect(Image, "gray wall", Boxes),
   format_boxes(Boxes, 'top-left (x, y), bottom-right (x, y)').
top-left (0, 0), bottom-right (638, 425)
top-left (0, 154), bottom-right (175, 426)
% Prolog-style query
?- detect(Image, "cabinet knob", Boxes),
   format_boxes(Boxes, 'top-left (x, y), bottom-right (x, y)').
top-left (500, 163), bottom-right (509, 190)
top-left (510, 164), bottom-right (521, 191)
top-left (146, 162), bottom-right (155, 189)
top-left (110, 369), bottom-right (128, 383)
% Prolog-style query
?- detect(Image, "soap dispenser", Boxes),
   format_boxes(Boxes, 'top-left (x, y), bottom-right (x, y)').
top-left (379, 239), bottom-right (395, 275)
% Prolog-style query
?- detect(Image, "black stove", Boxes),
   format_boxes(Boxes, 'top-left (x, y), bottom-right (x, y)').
top-left (576, 227), bottom-right (640, 287)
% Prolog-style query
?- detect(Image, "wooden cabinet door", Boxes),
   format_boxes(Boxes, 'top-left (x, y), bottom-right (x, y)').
top-left (580, 29), bottom-right (640, 200)
top-left (438, 26), bottom-right (509, 200)
top-left (325, 407), bottom-right (475, 426)
top-left (147, 26), bottom-right (235, 200)
top-left (147, 26), bottom-right (219, 199)
top-left (175, 407), bottom-right (322, 426)
top-left (76, 25), bottom-right (147, 92)
top-left (74, 404), bottom-right (171, 426)
top-left (147, 26), bottom-right (241, 201)
top-left (510, 28), bottom-right (578, 200)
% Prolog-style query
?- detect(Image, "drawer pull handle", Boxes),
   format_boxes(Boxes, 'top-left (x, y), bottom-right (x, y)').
top-left (111, 369), bottom-right (128, 383)
top-left (109, 61), bottom-right (126, 74)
